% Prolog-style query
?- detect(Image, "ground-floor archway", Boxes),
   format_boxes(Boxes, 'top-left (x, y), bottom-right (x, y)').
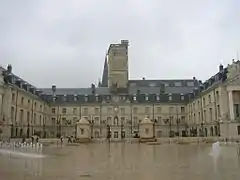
top-left (210, 127), bottom-right (214, 136)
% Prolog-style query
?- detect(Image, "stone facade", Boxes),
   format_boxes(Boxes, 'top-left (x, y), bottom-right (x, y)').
top-left (0, 41), bottom-right (240, 141)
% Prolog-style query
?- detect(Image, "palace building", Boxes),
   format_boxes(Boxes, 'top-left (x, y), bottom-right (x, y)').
top-left (0, 40), bottom-right (240, 140)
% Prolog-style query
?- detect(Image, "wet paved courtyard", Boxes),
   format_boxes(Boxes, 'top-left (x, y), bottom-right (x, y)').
top-left (0, 142), bottom-right (240, 180)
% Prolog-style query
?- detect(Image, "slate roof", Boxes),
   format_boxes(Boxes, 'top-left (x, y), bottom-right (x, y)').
top-left (1, 62), bottom-right (229, 104)
top-left (128, 79), bottom-right (196, 87)
top-left (40, 85), bottom-right (195, 96)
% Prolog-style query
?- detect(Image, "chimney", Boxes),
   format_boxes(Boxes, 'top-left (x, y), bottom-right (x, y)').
top-left (52, 85), bottom-right (56, 93)
top-left (91, 83), bottom-right (96, 94)
top-left (219, 64), bottom-right (223, 72)
top-left (7, 64), bottom-right (12, 74)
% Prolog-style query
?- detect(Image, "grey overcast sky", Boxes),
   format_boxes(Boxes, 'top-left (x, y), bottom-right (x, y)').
top-left (0, 0), bottom-right (239, 88)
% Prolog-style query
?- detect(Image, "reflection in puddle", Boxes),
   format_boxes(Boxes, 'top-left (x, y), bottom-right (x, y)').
top-left (0, 143), bottom-right (240, 180)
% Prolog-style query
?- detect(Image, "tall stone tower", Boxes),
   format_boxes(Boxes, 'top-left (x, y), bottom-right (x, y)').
top-left (107, 40), bottom-right (129, 91)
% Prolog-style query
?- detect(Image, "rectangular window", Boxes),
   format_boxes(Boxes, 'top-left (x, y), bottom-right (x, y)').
top-left (27, 111), bottom-right (30, 124)
top-left (62, 108), bottom-right (67, 114)
top-left (11, 93), bottom-right (15, 103)
top-left (52, 108), bottom-right (56, 114)
top-left (120, 107), bottom-right (125, 114)
top-left (209, 108), bottom-right (213, 121)
top-left (107, 116), bottom-right (112, 125)
top-left (73, 117), bottom-right (77, 124)
top-left (234, 104), bottom-right (239, 118)
top-left (83, 107), bottom-right (88, 115)
top-left (208, 95), bottom-right (211, 103)
top-left (21, 97), bottom-right (24, 105)
top-left (62, 117), bottom-right (67, 125)
top-left (20, 109), bottom-right (24, 124)
top-left (216, 91), bottom-right (219, 101)
top-left (181, 107), bottom-right (185, 113)
top-left (204, 110), bottom-right (206, 120)
top-left (181, 95), bottom-right (184, 100)
top-left (145, 107), bottom-right (150, 114)
top-left (11, 106), bottom-right (14, 122)
top-left (133, 107), bottom-right (138, 113)
top-left (34, 113), bottom-right (36, 125)
top-left (114, 131), bottom-right (118, 138)
top-left (157, 116), bottom-right (162, 124)
top-left (94, 116), bottom-right (100, 125)
top-left (120, 117), bottom-right (125, 125)
top-left (157, 107), bottom-right (161, 113)
top-left (80, 128), bottom-right (84, 135)
top-left (73, 108), bottom-right (77, 114)
top-left (181, 116), bottom-right (185, 123)
top-left (217, 105), bottom-right (220, 117)
top-left (73, 95), bottom-right (77, 101)
top-left (95, 107), bottom-right (100, 114)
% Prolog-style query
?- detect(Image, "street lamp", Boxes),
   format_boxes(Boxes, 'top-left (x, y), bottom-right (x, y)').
top-left (90, 119), bottom-right (93, 139)
top-left (216, 119), bottom-right (222, 136)
top-left (27, 122), bottom-right (30, 138)
top-left (10, 123), bottom-right (14, 138)
top-left (184, 122), bottom-right (189, 137)
top-left (169, 116), bottom-right (173, 137)
top-left (176, 118), bottom-right (180, 136)
top-left (200, 121), bottom-right (205, 137)
top-left (153, 119), bottom-right (157, 138)
top-left (107, 124), bottom-right (111, 139)
top-left (120, 119), bottom-right (124, 139)
top-left (43, 122), bottom-right (46, 138)
top-left (57, 119), bottom-right (61, 138)
top-left (137, 120), bottom-right (141, 138)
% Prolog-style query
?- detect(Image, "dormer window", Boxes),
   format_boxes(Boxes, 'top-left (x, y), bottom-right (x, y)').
top-left (95, 95), bottom-right (99, 101)
top-left (133, 94), bottom-right (137, 101)
top-left (53, 95), bottom-right (56, 102)
top-left (168, 93), bottom-right (172, 101)
top-left (12, 77), bottom-right (15, 83)
top-left (180, 93), bottom-right (184, 100)
top-left (156, 95), bottom-right (160, 101)
top-left (106, 95), bottom-right (110, 100)
top-left (145, 94), bottom-right (149, 101)
top-left (63, 95), bottom-right (67, 102)
top-left (84, 95), bottom-right (88, 102)
top-left (73, 95), bottom-right (77, 101)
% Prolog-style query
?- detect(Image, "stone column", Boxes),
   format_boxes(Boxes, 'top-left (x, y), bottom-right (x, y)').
top-left (228, 91), bottom-right (234, 121)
